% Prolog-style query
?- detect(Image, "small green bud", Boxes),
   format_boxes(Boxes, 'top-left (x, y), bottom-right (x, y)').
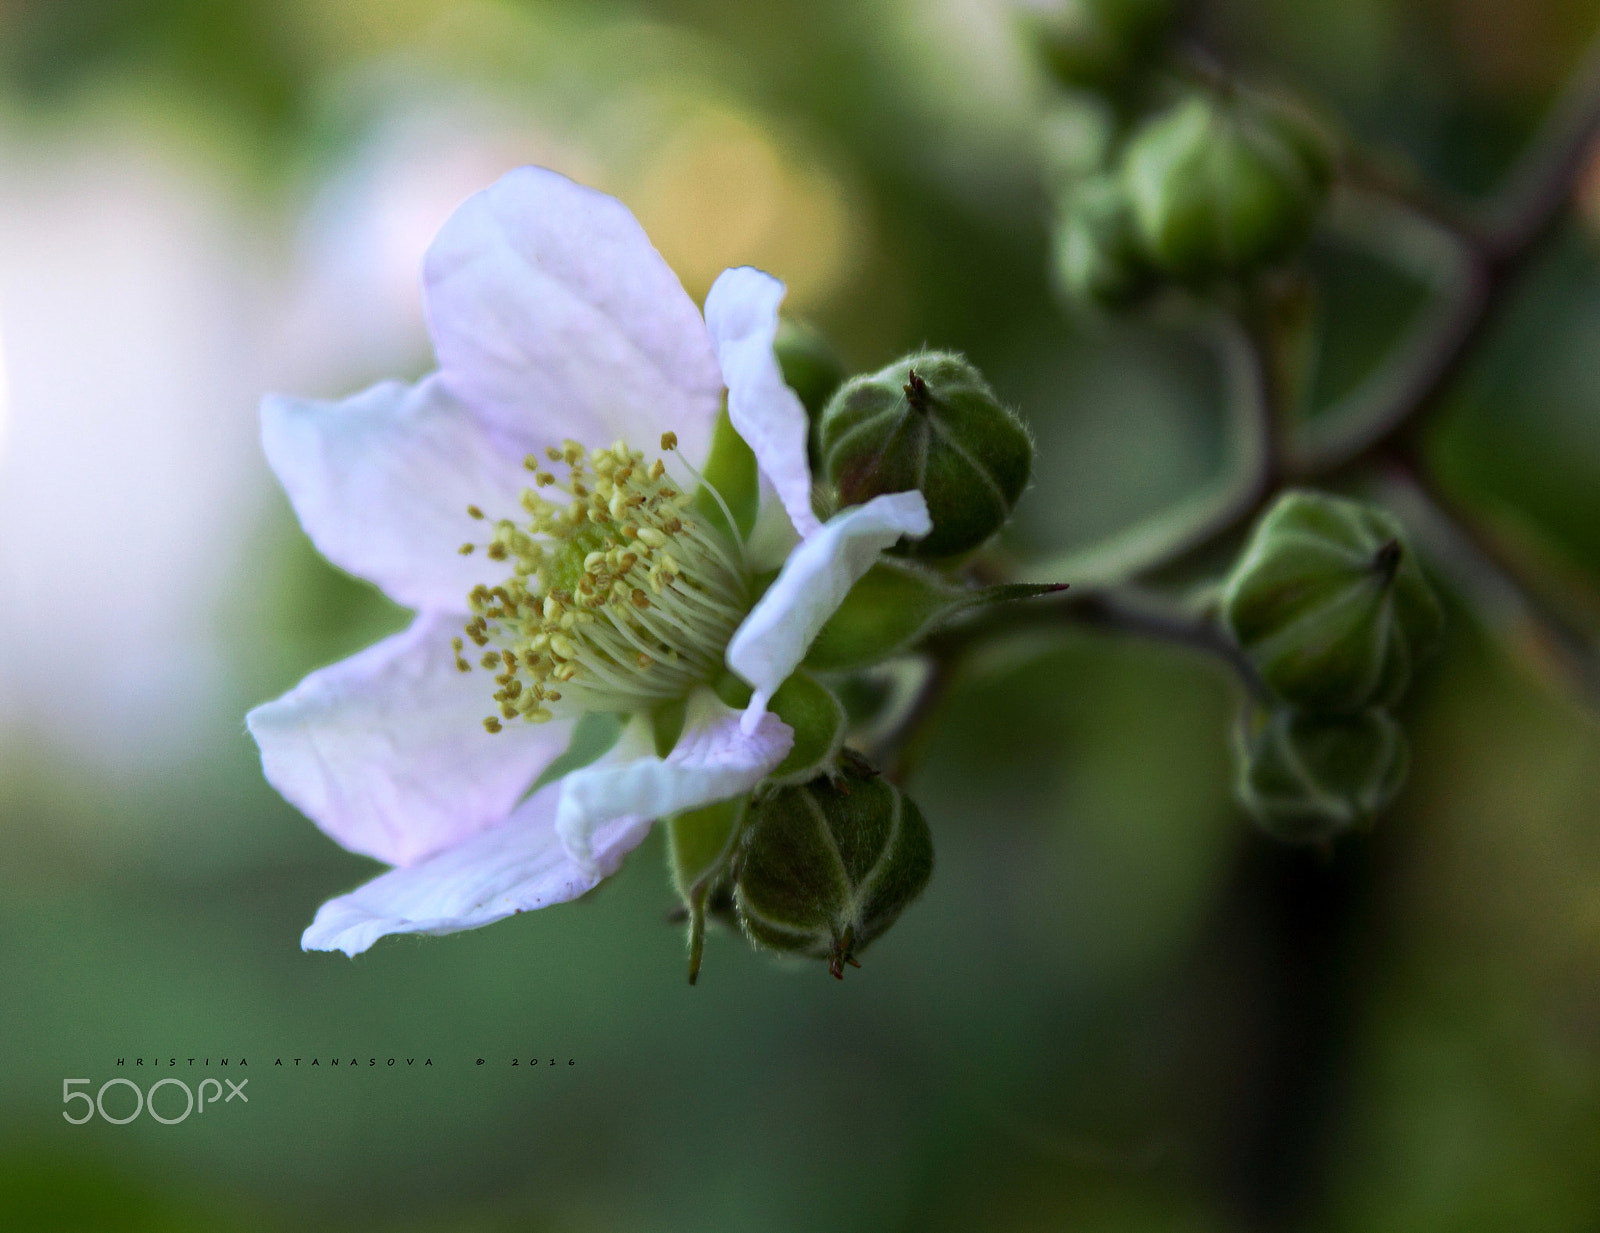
top-left (1052, 173), bottom-right (1156, 309)
top-left (1235, 707), bottom-right (1409, 843)
top-left (1028, 0), bottom-right (1181, 93)
top-left (1122, 89), bottom-right (1333, 282)
top-left (819, 352), bottom-right (1033, 558)
top-left (735, 759), bottom-right (934, 978)
top-left (1222, 490), bottom-right (1443, 713)
top-left (773, 318), bottom-right (848, 422)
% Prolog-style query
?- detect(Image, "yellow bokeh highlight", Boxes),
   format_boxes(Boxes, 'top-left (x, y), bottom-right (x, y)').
top-left (622, 108), bottom-right (858, 310)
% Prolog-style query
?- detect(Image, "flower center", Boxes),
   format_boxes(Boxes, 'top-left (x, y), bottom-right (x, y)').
top-left (454, 433), bottom-right (749, 732)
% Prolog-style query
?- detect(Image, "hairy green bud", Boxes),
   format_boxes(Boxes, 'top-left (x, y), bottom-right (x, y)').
top-left (819, 352), bottom-right (1033, 558)
top-left (1028, 0), bottom-right (1181, 93)
top-left (1235, 707), bottom-right (1409, 842)
top-left (1222, 490), bottom-right (1443, 713)
top-left (1122, 89), bottom-right (1333, 282)
top-left (735, 759), bottom-right (934, 979)
top-left (1052, 172), bottom-right (1155, 309)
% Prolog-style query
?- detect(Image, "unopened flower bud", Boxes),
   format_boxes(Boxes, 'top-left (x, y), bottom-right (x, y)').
top-left (1222, 491), bottom-right (1443, 713)
top-left (1122, 89), bottom-right (1334, 282)
top-left (819, 352), bottom-right (1032, 558)
top-left (1235, 707), bottom-right (1409, 843)
top-left (735, 759), bottom-right (934, 978)
top-left (1026, 0), bottom-right (1181, 93)
top-left (1052, 173), bottom-right (1155, 309)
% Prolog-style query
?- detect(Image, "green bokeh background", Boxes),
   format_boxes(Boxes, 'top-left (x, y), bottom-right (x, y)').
top-left (4, 1), bottom-right (1600, 1228)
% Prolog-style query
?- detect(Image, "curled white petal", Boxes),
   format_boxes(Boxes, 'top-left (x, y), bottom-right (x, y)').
top-left (727, 491), bottom-right (932, 728)
top-left (425, 166), bottom-right (724, 466)
top-left (261, 376), bottom-right (539, 611)
top-left (554, 697), bottom-right (793, 870)
top-left (704, 266), bottom-right (821, 539)
top-left (301, 782), bottom-right (652, 957)
top-left (247, 612), bottom-right (571, 868)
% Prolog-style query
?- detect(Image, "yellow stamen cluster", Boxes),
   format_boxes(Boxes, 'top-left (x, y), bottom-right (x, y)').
top-left (457, 434), bottom-right (748, 731)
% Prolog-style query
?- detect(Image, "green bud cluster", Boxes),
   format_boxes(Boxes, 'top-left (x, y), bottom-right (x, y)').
top-left (1222, 491), bottom-right (1442, 843)
top-left (1032, 0), bottom-right (1338, 314)
top-left (1048, 88), bottom-right (1333, 309)
top-left (819, 352), bottom-right (1033, 558)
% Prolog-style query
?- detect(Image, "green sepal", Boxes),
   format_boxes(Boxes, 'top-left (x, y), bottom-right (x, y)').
top-left (667, 794), bottom-right (750, 984)
top-left (692, 406), bottom-right (759, 542)
top-left (528, 711), bottom-right (624, 794)
top-left (802, 559), bottom-right (1065, 673)
top-left (765, 671), bottom-right (848, 785)
top-left (650, 696), bottom-right (688, 758)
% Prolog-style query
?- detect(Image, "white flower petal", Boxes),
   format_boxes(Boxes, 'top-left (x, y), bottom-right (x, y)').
top-left (262, 376), bottom-right (538, 611)
top-left (424, 166), bottom-right (724, 464)
top-left (247, 612), bottom-right (571, 868)
top-left (727, 491), bottom-right (932, 726)
top-left (554, 696), bottom-right (793, 870)
top-left (301, 781), bottom-right (652, 956)
top-left (703, 266), bottom-right (821, 539)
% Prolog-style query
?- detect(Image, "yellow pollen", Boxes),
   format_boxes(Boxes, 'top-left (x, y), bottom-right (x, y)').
top-left (467, 505), bottom-right (485, 520)
top-left (456, 427), bottom-right (749, 727)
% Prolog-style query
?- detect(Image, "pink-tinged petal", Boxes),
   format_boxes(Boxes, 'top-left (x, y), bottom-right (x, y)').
top-left (301, 782), bottom-right (652, 956)
top-left (424, 166), bottom-right (724, 464)
top-left (703, 266), bottom-right (821, 539)
top-left (554, 697), bottom-right (793, 869)
top-left (727, 491), bottom-right (932, 727)
top-left (262, 376), bottom-right (538, 611)
top-left (247, 612), bottom-right (571, 867)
